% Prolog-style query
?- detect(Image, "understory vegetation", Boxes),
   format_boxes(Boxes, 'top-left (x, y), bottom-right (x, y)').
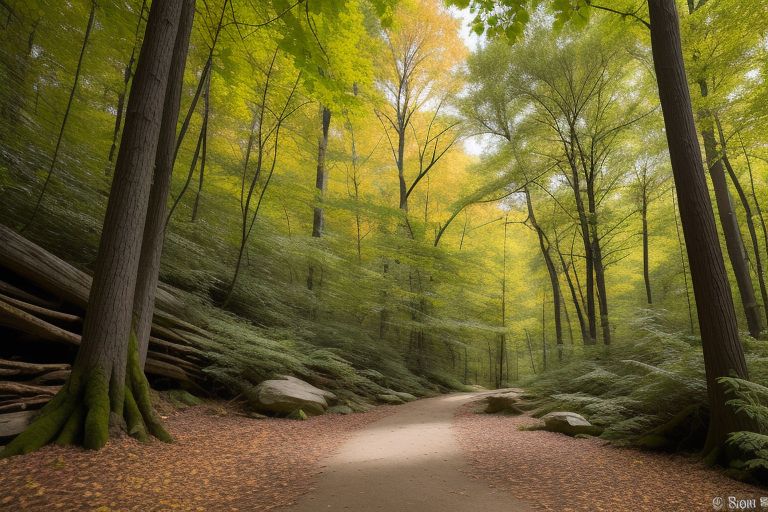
top-left (523, 312), bottom-right (768, 481)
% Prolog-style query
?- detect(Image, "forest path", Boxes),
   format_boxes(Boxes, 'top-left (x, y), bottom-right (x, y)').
top-left (282, 393), bottom-right (534, 512)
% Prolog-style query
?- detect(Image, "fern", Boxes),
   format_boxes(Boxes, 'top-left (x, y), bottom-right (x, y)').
top-left (727, 432), bottom-right (768, 471)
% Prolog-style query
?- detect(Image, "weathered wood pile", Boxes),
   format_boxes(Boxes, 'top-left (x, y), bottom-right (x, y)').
top-left (0, 224), bottom-right (214, 436)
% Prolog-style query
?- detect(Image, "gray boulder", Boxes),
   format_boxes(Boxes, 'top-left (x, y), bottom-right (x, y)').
top-left (484, 391), bottom-right (524, 415)
top-left (541, 411), bottom-right (600, 436)
top-left (254, 376), bottom-right (337, 416)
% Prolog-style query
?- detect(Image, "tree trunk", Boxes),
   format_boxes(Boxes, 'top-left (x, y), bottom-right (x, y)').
top-left (647, 0), bottom-right (758, 456)
top-left (566, 149), bottom-right (597, 343)
top-left (1, 0), bottom-right (184, 455)
top-left (312, 107), bottom-right (332, 238)
top-left (642, 194), bottom-right (653, 304)
top-left (697, 85), bottom-right (762, 338)
top-left (723, 152), bottom-right (768, 330)
top-left (739, 137), bottom-right (768, 269)
top-left (134, 0), bottom-right (196, 366)
top-left (586, 181), bottom-right (611, 345)
top-left (308, 106), bottom-right (331, 292)
top-left (191, 75), bottom-right (210, 222)
top-left (499, 216), bottom-right (509, 386)
top-left (172, 0), bottom-right (226, 163)
top-left (716, 121), bottom-right (768, 329)
top-left (397, 124), bottom-right (407, 211)
top-left (556, 243), bottom-right (589, 344)
top-left (525, 189), bottom-right (563, 352)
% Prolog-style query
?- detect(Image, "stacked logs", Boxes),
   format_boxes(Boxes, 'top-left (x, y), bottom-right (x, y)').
top-left (0, 224), bottom-right (214, 437)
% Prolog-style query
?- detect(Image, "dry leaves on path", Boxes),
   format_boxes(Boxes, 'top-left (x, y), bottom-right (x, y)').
top-left (0, 405), bottom-right (393, 511)
top-left (454, 406), bottom-right (764, 512)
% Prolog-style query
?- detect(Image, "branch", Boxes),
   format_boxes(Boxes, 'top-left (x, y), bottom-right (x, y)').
top-left (586, 1), bottom-right (651, 29)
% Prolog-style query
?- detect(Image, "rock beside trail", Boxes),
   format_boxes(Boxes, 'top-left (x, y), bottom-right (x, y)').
top-left (358, 369), bottom-right (386, 384)
top-left (254, 376), bottom-right (337, 416)
top-left (484, 392), bottom-right (524, 415)
top-left (393, 391), bottom-right (417, 402)
top-left (377, 394), bottom-right (405, 405)
top-left (541, 411), bottom-right (601, 436)
top-left (375, 390), bottom-right (418, 404)
top-left (327, 405), bottom-right (354, 415)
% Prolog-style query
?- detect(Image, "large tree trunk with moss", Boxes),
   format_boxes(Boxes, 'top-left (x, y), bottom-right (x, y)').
top-left (647, 0), bottom-right (759, 456)
top-left (134, 0), bottom-right (195, 366)
top-left (1, 0), bottom-right (183, 456)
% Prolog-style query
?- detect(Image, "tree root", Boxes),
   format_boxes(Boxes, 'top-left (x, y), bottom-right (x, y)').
top-left (0, 333), bottom-right (171, 457)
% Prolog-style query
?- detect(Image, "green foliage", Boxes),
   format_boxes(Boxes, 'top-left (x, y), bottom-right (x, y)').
top-left (720, 378), bottom-right (768, 476)
top-left (727, 432), bottom-right (768, 471)
top-left (524, 314), bottom-right (713, 447)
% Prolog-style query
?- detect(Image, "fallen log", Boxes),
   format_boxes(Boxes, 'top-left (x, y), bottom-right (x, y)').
top-left (0, 224), bottom-right (216, 394)
top-left (0, 300), bottom-right (80, 345)
top-left (0, 280), bottom-right (59, 309)
top-left (0, 396), bottom-right (50, 413)
top-left (0, 359), bottom-right (70, 377)
top-left (144, 358), bottom-right (191, 383)
top-left (0, 410), bottom-right (36, 437)
top-left (1, 304), bottom-right (196, 383)
top-left (0, 292), bottom-right (80, 323)
top-left (32, 369), bottom-right (71, 385)
top-left (154, 309), bottom-right (212, 338)
top-left (0, 223), bottom-right (184, 316)
top-left (0, 381), bottom-right (60, 396)
top-left (149, 335), bottom-right (206, 359)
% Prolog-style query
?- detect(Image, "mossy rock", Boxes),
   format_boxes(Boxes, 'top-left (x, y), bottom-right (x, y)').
top-left (327, 405), bottom-right (354, 415)
top-left (287, 409), bottom-right (308, 420)
top-left (166, 390), bottom-right (203, 409)
top-left (377, 394), bottom-right (405, 405)
top-left (358, 369), bottom-right (386, 384)
top-left (347, 401), bottom-right (374, 413)
top-left (392, 391), bottom-right (417, 402)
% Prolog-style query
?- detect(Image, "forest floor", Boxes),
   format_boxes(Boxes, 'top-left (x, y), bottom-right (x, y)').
top-left (455, 400), bottom-right (765, 512)
top-left (0, 402), bottom-right (395, 511)
top-left (0, 393), bottom-right (764, 511)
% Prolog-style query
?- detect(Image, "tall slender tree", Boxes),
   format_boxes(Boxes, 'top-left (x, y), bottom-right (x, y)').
top-left (134, 0), bottom-right (197, 366)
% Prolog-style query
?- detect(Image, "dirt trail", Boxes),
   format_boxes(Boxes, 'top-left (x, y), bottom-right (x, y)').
top-left (282, 393), bottom-right (534, 512)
